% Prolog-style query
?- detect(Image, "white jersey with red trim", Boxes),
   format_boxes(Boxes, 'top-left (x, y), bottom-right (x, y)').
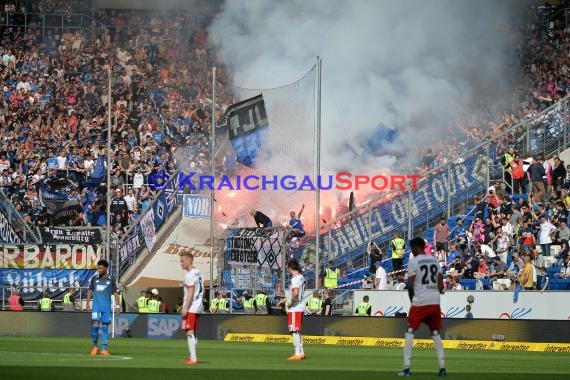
top-left (288, 274), bottom-right (306, 313)
top-left (184, 268), bottom-right (204, 313)
top-left (407, 254), bottom-right (441, 307)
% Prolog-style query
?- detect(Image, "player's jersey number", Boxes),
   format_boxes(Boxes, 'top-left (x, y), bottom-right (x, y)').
top-left (419, 264), bottom-right (438, 285)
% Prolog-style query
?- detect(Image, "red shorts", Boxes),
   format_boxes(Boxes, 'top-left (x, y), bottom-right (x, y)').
top-left (408, 305), bottom-right (442, 331)
top-left (287, 311), bottom-right (303, 333)
top-left (181, 313), bottom-right (200, 331)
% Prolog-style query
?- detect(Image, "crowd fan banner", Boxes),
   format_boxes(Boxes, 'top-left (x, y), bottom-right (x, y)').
top-left (0, 270), bottom-right (96, 301)
top-left (139, 212), bottom-right (157, 252)
top-left (226, 228), bottom-right (284, 269)
top-left (354, 289), bottom-right (570, 320)
top-left (118, 226), bottom-right (146, 274)
top-left (224, 333), bottom-right (570, 352)
top-left (118, 175), bottom-right (181, 276)
top-left (38, 227), bottom-right (102, 245)
top-left (183, 194), bottom-right (211, 218)
top-left (0, 244), bottom-right (102, 270)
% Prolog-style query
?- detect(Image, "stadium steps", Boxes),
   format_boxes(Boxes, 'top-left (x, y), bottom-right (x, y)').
top-left (118, 206), bottom-right (183, 288)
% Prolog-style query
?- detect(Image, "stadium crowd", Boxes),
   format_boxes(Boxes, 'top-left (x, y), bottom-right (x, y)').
top-left (0, 0), bottom-right (570, 251)
top-left (0, 0), bottom-right (228, 235)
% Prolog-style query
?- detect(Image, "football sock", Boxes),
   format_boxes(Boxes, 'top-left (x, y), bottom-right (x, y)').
top-left (432, 333), bottom-right (445, 369)
top-left (403, 331), bottom-right (414, 369)
top-left (91, 324), bottom-right (99, 347)
top-left (187, 334), bottom-right (197, 361)
top-left (292, 333), bottom-right (301, 355)
top-left (101, 324), bottom-right (109, 351)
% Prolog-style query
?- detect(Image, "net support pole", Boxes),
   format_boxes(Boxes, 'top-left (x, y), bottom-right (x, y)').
top-left (106, 68), bottom-right (112, 263)
top-left (209, 66), bottom-right (216, 301)
top-left (314, 57), bottom-right (322, 288)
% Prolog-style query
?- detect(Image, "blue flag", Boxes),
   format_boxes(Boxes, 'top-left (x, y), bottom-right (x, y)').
top-left (84, 155), bottom-right (106, 188)
top-left (225, 94), bottom-right (270, 167)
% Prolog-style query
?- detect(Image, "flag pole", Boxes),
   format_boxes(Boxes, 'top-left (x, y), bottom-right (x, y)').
top-left (209, 66), bottom-right (216, 302)
top-left (314, 57), bottom-right (322, 289)
top-left (106, 68), bottom-right (112, 263)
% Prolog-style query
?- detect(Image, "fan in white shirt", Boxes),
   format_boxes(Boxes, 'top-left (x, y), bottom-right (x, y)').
top-left (374, 261), bottom-right (388, 290)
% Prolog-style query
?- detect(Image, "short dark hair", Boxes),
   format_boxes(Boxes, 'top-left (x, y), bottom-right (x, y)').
top-left (287, 259), bottom-right (302, 272)
top-left (97, 259), bottom-right (109, 268)
top-left (409, 237), bottom-right (425, 249)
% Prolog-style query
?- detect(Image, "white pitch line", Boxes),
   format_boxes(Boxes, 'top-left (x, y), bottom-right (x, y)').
top-left (0, 351), bottom-right (132, 361)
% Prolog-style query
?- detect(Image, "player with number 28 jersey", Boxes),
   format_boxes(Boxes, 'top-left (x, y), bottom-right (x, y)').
top-left (399, 237), bottom-right (446, 378)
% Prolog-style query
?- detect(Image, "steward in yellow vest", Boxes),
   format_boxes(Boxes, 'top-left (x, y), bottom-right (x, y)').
top-left (243, 292), bottom-right (256, 314)
top-left (306, 291), bottom-right (323, 314)
top-left (38, 293), bottom-right (54, 312)
top-left (324, 261), bottom-right (340, 289)
top-left (391, 234), bottom-right (405, 259)
top-left (137, 291), bottom-right (149, 313)
top-left (147, 296), bottom-right (161, 313)
top-left (62, 288), bottom-right (76, 312)
top-left (355, 296), bottom-right (371, 316)
top-left (254, 291), bottom-right (269, 314)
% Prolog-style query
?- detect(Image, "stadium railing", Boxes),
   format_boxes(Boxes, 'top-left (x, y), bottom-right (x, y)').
top-left (0, 190), bottom-right (41, 243)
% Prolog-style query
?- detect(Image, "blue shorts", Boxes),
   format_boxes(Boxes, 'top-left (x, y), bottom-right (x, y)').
top-left (91, 312), bottom-right (112, 324)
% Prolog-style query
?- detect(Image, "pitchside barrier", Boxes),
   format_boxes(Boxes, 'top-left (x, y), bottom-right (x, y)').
top-left (0, 313), bottom-right (569, 346)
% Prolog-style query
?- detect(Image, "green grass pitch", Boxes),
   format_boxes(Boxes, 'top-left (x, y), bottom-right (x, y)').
top-left (0, 337), bottom-right (568, 380)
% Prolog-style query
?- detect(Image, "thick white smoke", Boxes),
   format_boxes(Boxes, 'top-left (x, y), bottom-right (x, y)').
top-left (208, 0), bottom-right (528, 178)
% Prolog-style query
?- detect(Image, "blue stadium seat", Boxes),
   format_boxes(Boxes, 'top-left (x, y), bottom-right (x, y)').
top-left (459, 279), bottom-right (476, 290)
top-left (481, 278), bottom-right (491, 290)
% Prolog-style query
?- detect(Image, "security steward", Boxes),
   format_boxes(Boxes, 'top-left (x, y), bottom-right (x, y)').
top-left (306, 290), bottom-right (323, 315)
top-left (254, 289), bottom-right (271, 314)
top-left (137, 290), bottom-right (149, 313)
top-left (355, 295), bottom-right (371, 316)
top-left (38, 292), bottom-right (54, 312)
top-left (217, 292), bottom-right (229, 314)
top-left (242, 291), bottom-right (256, 314)
top-left (324, 260), bottom-right (340, 289)
top-left (502, 146), bottom-right (516, 193)
top-left (390, 232), bottom-right (406, 273)
top-left (147, 289), bottom-right (161, 313)
top-left (62, 288), bottom-right (77, 312)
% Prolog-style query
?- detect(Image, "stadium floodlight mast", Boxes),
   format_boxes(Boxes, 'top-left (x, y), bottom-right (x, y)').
top-left (106, 68), bottom-right (113, 268)
top-left (209, 66), bottom-right (216, 301)
top-left (315, 56), bottom-right (322, 290)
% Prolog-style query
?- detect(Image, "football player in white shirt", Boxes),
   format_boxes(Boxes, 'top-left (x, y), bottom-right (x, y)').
top-left (399, 237), bottom-right (446, 377)
top-left (284, 259), bottom-right (306, 360)
top-left (180, 252), bottom-right (204, 365)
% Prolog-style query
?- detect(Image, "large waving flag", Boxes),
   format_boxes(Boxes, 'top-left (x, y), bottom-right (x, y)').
top-left (84, 155), bottom-right (107, 188)
top-left (38, 182), bottom-right (82, 222)
top-left (225, 94), bottom-right (270, 167)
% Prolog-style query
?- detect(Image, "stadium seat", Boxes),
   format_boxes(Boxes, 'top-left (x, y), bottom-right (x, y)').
top-left (459, 279), bottom-right (476, 290)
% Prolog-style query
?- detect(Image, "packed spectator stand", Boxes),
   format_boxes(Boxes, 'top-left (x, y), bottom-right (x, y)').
top-left (0, 0), bottom-right (570, 299)
top-left (0, 0), bottom-right (225, 238)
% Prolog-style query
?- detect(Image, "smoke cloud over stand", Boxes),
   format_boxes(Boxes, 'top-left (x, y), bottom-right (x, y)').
top-left (206, 0), bottom-right (529, 228)
top-left (209, 0), bottom-right (527, 174)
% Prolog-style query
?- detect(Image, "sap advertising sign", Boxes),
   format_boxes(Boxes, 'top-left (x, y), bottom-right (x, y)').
top-left (147, 315), bottom-right (181, 339)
